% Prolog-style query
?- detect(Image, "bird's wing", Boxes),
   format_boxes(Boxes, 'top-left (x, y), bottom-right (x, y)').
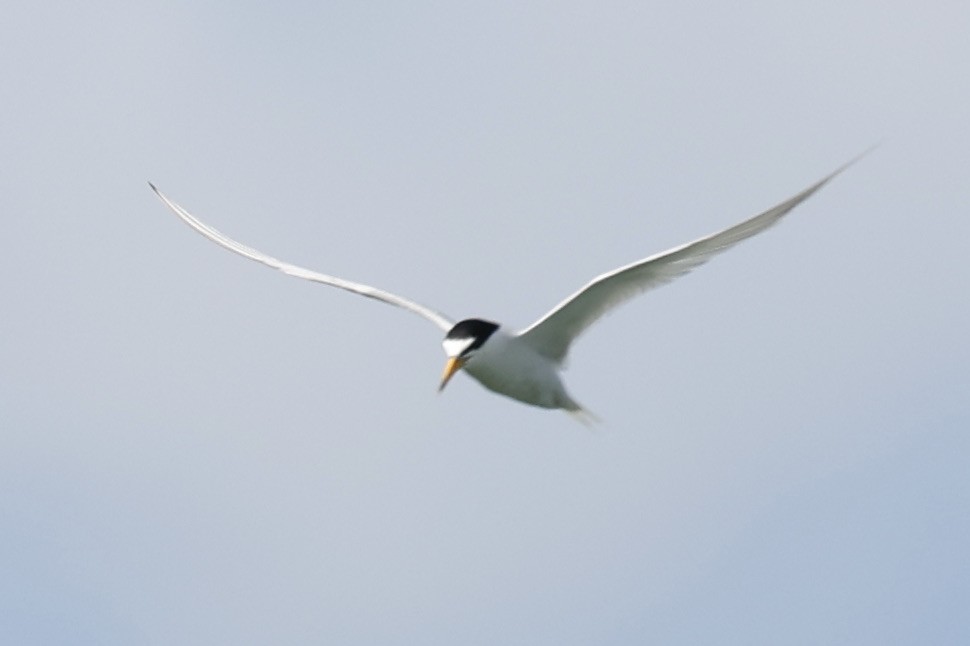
top-left (517, 154), bottom-right (867, 362)
top-left (150, 184), bottom-right (455, 332)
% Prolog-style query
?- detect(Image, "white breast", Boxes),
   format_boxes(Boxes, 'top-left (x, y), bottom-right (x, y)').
top-left (462, 329), bottom-right (577, 410)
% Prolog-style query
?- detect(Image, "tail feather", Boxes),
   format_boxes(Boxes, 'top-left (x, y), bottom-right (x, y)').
top-left (563, 396), bottom-right (600, 427)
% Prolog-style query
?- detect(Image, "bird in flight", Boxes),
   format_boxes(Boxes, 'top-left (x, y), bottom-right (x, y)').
top-left (151, 153), bottom-right (865, 422)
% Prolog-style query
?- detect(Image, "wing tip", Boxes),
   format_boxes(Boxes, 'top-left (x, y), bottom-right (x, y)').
top-left (826, 143), bottom-right (881, 182)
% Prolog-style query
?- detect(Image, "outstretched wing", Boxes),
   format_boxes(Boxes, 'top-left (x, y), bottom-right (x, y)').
top-left (150, 184), bottom-right (454, 332)
top-left (518, 153), bottom-right (868, 362)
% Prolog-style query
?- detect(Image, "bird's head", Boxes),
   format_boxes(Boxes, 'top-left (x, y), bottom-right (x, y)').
top-left (439, 319), bottom-right (499, 391)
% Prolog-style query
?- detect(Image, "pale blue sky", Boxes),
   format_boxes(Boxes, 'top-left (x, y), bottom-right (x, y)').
top-left (2, 1), bottom-right (968, 644)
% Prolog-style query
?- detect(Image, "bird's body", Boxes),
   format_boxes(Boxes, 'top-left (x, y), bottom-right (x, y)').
top-left (458, 326), bottom-right (581, 411)
top-left (150, 152), bottom-right (867, 420)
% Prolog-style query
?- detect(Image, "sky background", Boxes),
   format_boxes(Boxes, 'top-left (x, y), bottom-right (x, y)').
top-left (2, 1), bottom-right (968, 644)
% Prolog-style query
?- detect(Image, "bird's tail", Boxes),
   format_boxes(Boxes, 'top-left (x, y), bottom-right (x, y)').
top-left (563, 398), bottom-right (600, 428)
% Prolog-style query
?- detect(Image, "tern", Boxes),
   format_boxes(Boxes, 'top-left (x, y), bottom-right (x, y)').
top-left (151, 154), bottom-right (863, 421)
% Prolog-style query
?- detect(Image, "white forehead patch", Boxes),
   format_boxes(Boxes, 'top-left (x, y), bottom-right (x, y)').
top-left (442, 337), bottom-right (475, 357)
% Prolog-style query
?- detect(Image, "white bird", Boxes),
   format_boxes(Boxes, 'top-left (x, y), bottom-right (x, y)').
top-left (150, 153), bottom-right (865, 421)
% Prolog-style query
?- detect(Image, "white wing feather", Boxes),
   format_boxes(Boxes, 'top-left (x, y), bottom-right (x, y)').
top-left (150, 184), bottom-right (454, 332)
top-left (518, 154), bottom-right (867, 362)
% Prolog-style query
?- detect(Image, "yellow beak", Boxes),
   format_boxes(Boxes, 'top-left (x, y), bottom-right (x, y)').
top-left (438, 356), bottom-right (465, 392)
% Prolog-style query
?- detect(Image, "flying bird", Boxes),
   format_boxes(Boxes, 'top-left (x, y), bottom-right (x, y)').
top-left (150, 153), bottom-right (864, 421)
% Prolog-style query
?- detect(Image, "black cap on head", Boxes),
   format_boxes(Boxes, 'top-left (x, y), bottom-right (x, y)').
top-left (444, 319), bottom-right (499, 355)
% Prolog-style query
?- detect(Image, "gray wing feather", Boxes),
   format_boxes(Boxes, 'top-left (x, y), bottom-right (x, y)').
top-left (150, 184), bottom-right (454, 332)
top-left (518, 153), bottom-right (868, 362)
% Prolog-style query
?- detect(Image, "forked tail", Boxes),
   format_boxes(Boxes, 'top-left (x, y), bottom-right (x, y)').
top-left (563, 395), bottom-right (600, 427)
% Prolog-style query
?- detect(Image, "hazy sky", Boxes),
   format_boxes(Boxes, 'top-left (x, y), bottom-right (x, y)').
top-left (2, 2), bottom-right (968, 644)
